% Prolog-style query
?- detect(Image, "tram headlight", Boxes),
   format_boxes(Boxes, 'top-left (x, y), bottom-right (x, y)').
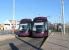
top-left (33, 28), bottom-right (36, 31)
top-left (41, 31), bottom-right (44, 34)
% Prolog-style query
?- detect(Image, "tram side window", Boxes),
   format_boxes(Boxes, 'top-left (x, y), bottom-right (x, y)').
top-left (45, 23), bottom-right (48, 31)
top-left (33, 25), bottom-right (36, 31)
top-left (19, 25), bottom-right (22, 30)
top-left (29, 24), bottom-right (31, 30)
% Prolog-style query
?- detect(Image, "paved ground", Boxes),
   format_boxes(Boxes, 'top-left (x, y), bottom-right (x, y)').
top-left (0, 31), bottom-right (69, 50)
top-left (41, 32), bottom-right (69, 50)
top-left (0, 37), bottom-right (45, 50)
top-left (0, 30), bottom-right (12, 35)
top-left (0, 34), bottom-right (15, 41)
top-left (0, 30), bottom-right (46, 50)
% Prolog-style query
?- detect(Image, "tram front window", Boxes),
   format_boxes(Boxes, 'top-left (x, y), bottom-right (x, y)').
top-left (33, 22), bottom-right (44, 33)
top-left (19, 24), bottom-right (28, 32)
top-left (36, 25), bottom-right (44, 32)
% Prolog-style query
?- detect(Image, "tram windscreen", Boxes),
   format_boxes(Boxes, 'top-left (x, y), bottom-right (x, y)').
top-left (33, 22), bottom-right (44, 33)
top-left (19, 24), bottom-right (29, 32)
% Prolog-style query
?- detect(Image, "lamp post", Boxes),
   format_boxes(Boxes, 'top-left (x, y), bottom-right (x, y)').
top-left (12, 0), bottom-right (16, 33)
top-left (13, 0), bottom-right (15, 20)
top-left (61, 0), bottom-right (65, 34)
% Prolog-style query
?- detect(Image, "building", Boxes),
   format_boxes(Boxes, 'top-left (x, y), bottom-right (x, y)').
top-left (0, 24), bottom-right (4, 30)
top-left (3, 20), bottom-right (11, 30)
top-left (0, 20), bottom-right (19, 31)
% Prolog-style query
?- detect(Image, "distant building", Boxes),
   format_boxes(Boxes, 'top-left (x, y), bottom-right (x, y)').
top-left (9, 20), bottom-right (20, 31)
top-left (0, 24), bottom-right (4, 30)
top-left (3, 20), bottom-right (11, 30)
top-left (4, 24), bottom-right (11, 30)
top-left (0, 20), bottom-right (20, 31)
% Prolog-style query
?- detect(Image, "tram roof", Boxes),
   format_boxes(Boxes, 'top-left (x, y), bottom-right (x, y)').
top-left (33, 17), bottom-right (47, 22)
top-left (20, 19), bottom-right (32, 24)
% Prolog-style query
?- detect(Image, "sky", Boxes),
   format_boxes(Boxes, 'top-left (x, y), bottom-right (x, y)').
top-left (0, 0), bottom-right (69, 23)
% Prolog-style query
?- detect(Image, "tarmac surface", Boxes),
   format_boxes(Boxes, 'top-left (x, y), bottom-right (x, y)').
top-left (0, 31), bottom-right (69, 50)
top-left (0, 37), bottom-right (45, 50)
top-left (0, 30), bottom-right (46, 50)
top-left (41, 32), bottom-right (69, 50)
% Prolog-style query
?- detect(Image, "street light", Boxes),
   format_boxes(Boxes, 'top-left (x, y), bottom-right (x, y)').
top-left (13, 0), bottom-right (15, 20)
top-left (61, 0), bottom-right (65, 34)
top-left (12, 0), bottom-right (16, 33)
